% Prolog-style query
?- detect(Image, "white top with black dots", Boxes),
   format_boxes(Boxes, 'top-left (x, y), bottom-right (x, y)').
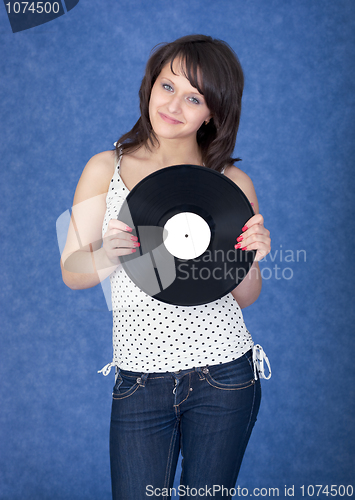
top-left (101, 150), bottom-right (254, 373)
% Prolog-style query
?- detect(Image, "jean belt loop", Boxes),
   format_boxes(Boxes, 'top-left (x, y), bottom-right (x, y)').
top-left (196, 366), bottom-right (207, 380)
top-left (137, 372), bottom-right (149, 387)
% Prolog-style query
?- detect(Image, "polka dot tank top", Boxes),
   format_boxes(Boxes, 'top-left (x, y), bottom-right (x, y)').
top-left (101, 150), bottom-right (254, 373)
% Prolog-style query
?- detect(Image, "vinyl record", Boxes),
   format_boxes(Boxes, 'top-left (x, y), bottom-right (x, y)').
top-left (118, 164), bottom-right (255, 306)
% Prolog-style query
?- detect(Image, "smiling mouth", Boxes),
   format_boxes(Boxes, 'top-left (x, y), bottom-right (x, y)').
top-left (159, 112), bottom-right (183, 125)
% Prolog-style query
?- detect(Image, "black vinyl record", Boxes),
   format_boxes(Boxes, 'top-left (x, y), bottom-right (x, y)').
top-left (118, 164), bottom-right (255, 306)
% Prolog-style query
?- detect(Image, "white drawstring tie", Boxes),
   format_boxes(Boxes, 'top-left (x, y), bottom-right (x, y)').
top-left (98, 362), bottom-right (119, 377)
top-left (252, 344), bottom-right (271, 380)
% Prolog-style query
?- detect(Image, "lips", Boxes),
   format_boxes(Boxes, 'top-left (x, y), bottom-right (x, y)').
top-left (158, 112), bottom-right (183, 125)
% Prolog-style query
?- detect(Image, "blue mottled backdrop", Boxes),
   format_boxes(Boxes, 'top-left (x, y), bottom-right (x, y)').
top-left (0, 1), bottom-right (354, 499)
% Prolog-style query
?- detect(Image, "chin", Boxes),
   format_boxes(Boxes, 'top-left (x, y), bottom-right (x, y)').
top-left (153, 126), bottom-right (182, 140)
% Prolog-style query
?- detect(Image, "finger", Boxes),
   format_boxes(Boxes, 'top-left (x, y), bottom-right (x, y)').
top-left (111, 247), bottom-right (139, 257)
top-left (105, 230), bottom-right (139, 244)
top-left (105, 237), bottom-right (140, 253)
top-left (236, 226), bottom-right (269, 246)
top-left (235, 234), bottom-right (270, 251)
top-left (235, 238), bottom-right (271, 259)
top-left (241, 214), bottom-right (264, 231)
top-left (107, 219), bottom-right (134, 232)
top-left (104, 246), bottom-right (138, 266)
top-left (237, 239), bottom-right (270, 252)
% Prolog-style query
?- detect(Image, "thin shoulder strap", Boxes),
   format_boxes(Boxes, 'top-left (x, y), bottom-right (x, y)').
top-left (113, 142), bottom-right (123, 169)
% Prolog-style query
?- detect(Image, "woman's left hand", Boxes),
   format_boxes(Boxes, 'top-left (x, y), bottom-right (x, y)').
top-left (234, 213), bottom-right (271, 262)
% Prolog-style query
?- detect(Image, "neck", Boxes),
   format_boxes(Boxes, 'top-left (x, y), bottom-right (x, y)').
top-left (146, 137), bottom-right (203, 168)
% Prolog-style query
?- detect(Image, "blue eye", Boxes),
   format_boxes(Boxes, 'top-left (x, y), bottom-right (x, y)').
top-left (188, 97), bottom-right (200, 105)
top-left (162, 83), bottom-right (173, 92)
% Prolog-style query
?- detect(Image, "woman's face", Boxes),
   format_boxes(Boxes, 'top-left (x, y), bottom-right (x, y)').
top-left (148, 59), bottom-right (211, 143)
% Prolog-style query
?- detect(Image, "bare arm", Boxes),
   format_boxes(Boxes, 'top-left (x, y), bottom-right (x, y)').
top-left (60, 151), bottom-right (138, 290)
top-left (225, 167), bottom-right (271, 309)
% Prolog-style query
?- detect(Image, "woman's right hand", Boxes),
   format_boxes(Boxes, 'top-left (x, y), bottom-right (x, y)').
top-left (103, 219), bottom-right (140, 265)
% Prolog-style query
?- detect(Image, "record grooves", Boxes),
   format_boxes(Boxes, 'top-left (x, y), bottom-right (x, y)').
top-left (118, 164), bottom-right (255, 306)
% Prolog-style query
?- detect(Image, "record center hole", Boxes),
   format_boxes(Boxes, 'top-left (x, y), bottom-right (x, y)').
top-left (185, 234), bottom-right (188, 238)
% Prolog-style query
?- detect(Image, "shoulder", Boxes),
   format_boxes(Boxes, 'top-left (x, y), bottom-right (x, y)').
top-left (224, 165), bottom-right (259, 213)
top-left (74, 150), bottom-right (117, 203)
top-left (80, 150), bottom-right (117, 191)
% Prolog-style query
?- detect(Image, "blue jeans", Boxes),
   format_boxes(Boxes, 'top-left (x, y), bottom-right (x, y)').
top-left (110, 350), bottom-right (261, 499)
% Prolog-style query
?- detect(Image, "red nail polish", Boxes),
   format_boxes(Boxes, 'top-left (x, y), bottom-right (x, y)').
top-left (235, 243), bottom-right (241, 249)
top-left (134, 242), bottom-right (140, 247)
top-left (242, 225), bottom-right (248, 232)
top-left (126, 225), bottom-right (133, 232)
top-left (131, 249), bottom-right (136, 253)
top-left (131, 235), bottom-right (138, 241)
top-left (242, 246), bottom-right (247, 251)
top-left (236, 235), bottom-right (243, 242)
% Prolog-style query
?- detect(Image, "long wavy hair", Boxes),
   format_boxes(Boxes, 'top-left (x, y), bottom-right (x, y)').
top-left (114, 34), bottom-right (244, 172)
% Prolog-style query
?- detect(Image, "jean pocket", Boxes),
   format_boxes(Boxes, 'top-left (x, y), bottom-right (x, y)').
top-left (112, 371), bottom-right (141, 400)
top-left (204, 354), bottom-right (255, 391)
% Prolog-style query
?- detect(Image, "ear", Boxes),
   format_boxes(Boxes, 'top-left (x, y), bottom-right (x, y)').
top-left (204, 115), bottom-right (212, 125)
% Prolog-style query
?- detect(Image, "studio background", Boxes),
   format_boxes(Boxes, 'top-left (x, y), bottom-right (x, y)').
top-left (0, 1), bottom-right (354, 499)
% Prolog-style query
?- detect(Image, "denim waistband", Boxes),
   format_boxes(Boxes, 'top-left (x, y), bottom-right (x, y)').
top-left (120, 349), bottom-right (253, 379)
top-left (98, 345), bottom-right (271, 380)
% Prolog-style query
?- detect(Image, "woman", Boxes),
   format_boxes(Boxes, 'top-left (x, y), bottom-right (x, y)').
top-left (61, 35), bottom-right (271, 500)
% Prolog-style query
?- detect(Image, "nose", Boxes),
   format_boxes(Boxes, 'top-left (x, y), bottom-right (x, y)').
top-left (167, 94), bottom-right (182, 114)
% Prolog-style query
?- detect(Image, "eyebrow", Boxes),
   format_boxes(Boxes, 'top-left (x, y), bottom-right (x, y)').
top-left (160, 76), bottom-right (203, 97)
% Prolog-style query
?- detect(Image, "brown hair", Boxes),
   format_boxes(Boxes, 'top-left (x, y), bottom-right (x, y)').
top-left (114, 34), bottom-right (244, 172)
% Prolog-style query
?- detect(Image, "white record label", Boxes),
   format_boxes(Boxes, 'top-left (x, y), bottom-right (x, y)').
top-left (163, 212), bottom-right (211, 259)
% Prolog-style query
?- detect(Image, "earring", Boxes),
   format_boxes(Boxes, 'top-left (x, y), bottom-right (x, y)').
top-left (205, 119), bottom-right (210, 125)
